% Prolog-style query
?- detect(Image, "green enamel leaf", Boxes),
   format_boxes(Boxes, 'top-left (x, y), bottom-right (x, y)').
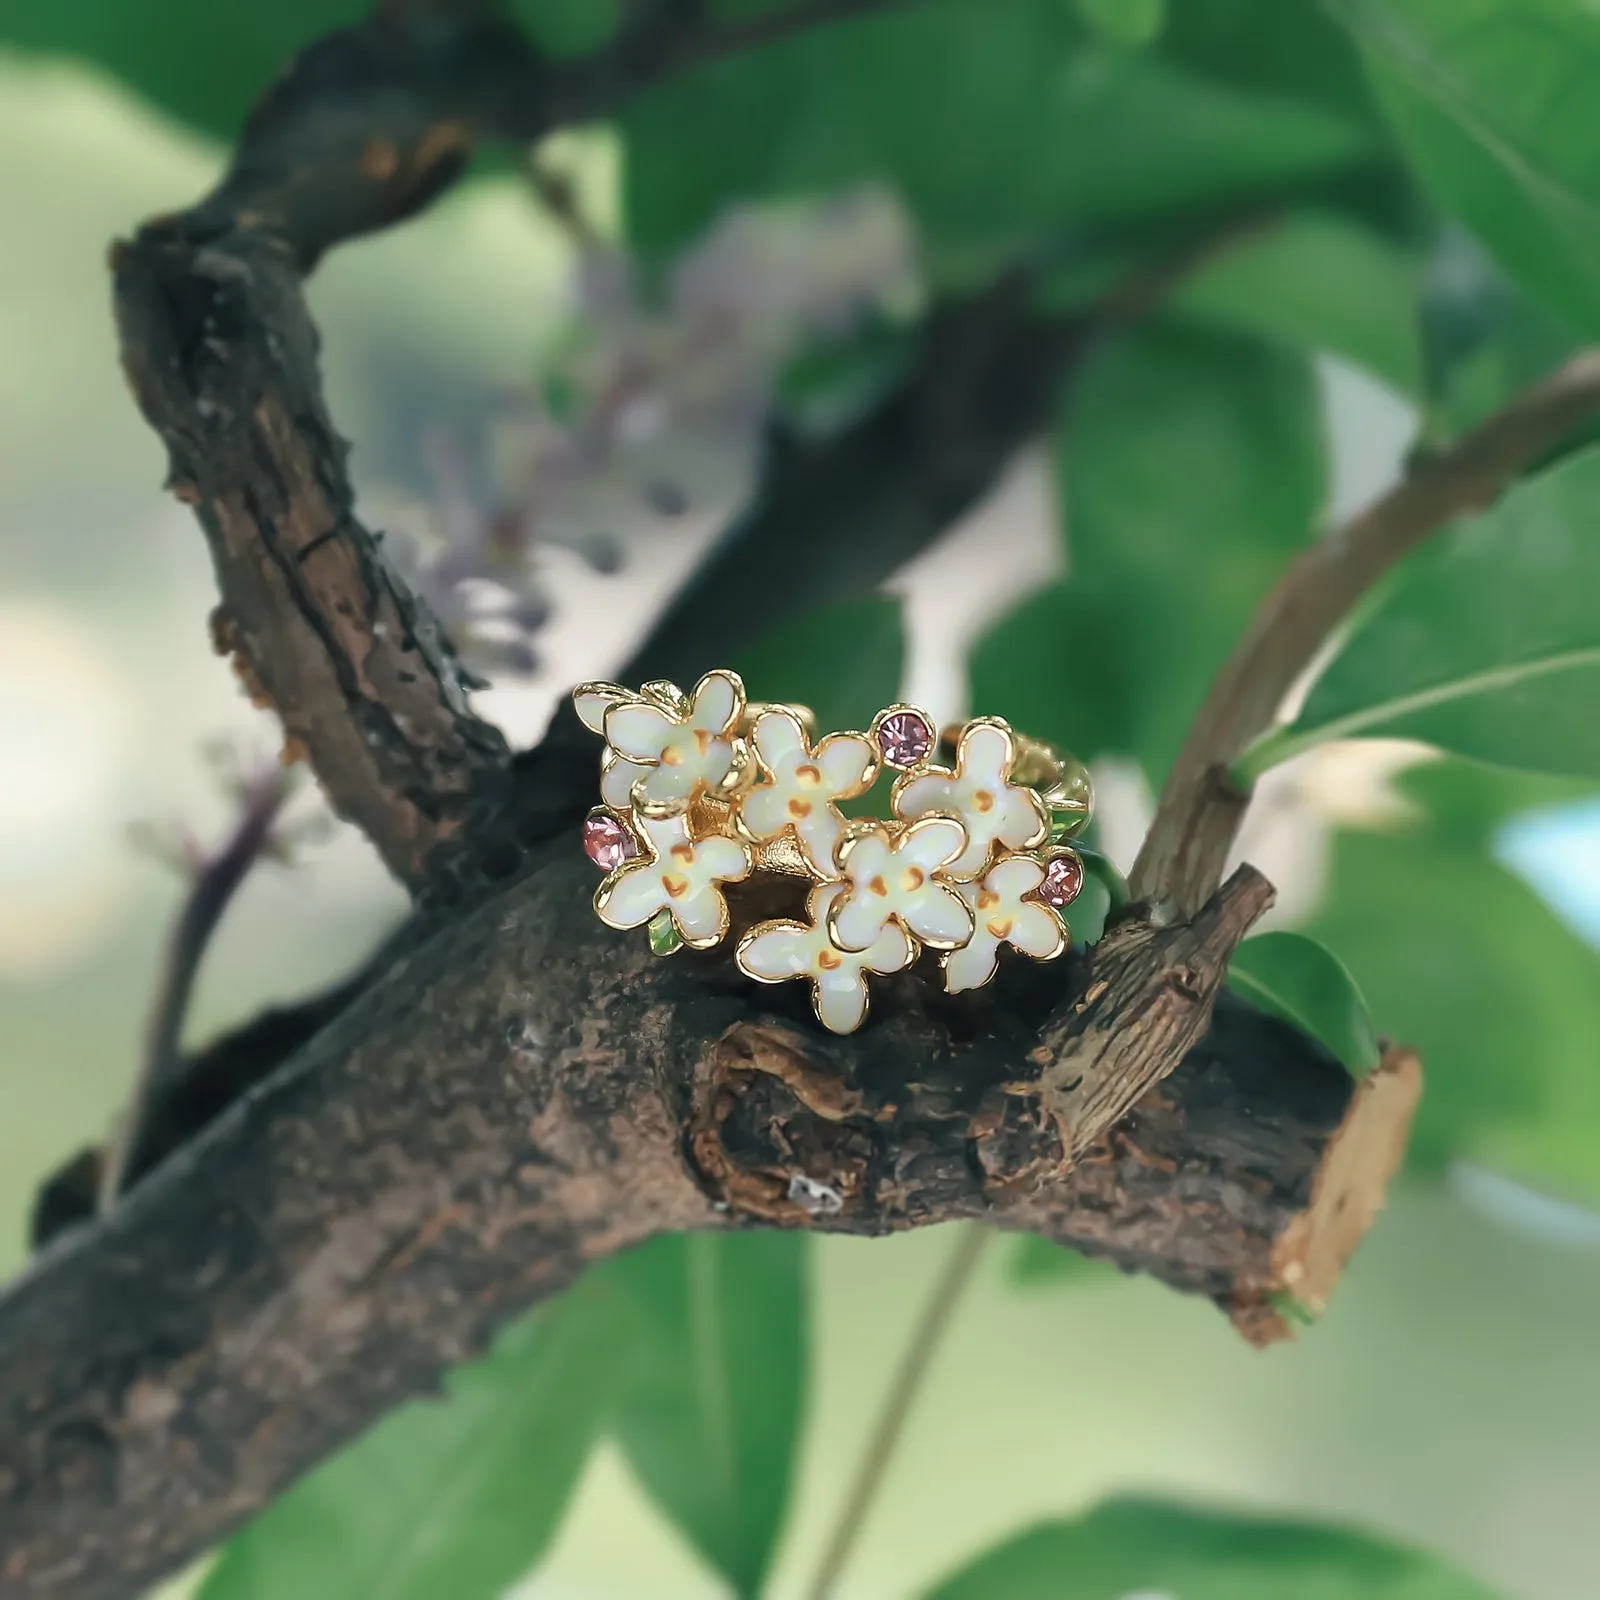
top-left (1242, 446), bottom-right (1600, 780)
top-left (198, 1278), bottom-right (632, 1600)
top-left (608, 1232), bottom-right (809, 1599)
top-left (924, 1497), bottom-right (1501, 1598)
top-left (1175, 210), bottom-right (1423, 394)
top-left (733, 594), bottom-right (905, 735)
top-left (1332, 0), bottom-right (1600, 335)
top-left (1227, 931), bottom-right (1381, 1076)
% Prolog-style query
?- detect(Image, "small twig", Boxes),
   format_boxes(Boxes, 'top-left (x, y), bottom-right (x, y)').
top-left (1132, 347), bottom-right (1600, 919)
top-left (803, 1223), bottom-right (990, 1600)
top-left (99, 770), bottom-right (294, 1210)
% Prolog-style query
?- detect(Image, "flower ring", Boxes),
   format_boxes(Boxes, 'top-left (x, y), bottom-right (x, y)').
top-left (574, 671), bottom-right (1091, 1032)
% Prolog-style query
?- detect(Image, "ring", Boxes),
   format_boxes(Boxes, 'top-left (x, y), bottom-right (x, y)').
top-left (572, 671), bottom-right (1092, 1033)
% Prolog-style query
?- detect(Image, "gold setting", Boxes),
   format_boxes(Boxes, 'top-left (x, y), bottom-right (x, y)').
top-left (574, 670), bottom-right (1094, 1033)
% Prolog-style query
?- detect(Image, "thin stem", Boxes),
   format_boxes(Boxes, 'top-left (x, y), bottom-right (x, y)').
top-left (1132, 347), bottom-right (1600, 919)
top-left (803, 1223), bottom-right (990, 1600)
top-left (99, 771), bottom-right (292, 1209)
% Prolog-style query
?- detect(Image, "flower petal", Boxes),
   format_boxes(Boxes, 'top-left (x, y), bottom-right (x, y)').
top-left (944, 935), bottom-right (999, 995)
top-left (694, 836), bottom-right (753, 884)
top-left (691, 670), bottom-right (742, 735)
top-left (601, 755), bottom-right (650, 811)
top-left (574, 683), bottom-right (628, 736)
top-left (739, 922), bottom-right (814, 982)
top-left (900, 815), bottom-right (968, 872)
top-left (752, 707), bottom-right (806, 768)
top-left (905, 884), bottom-right (974, 949)
top-left (816, 733), bottom-right (877, 796)
top-left (635, 762), bottom-right (699, 811)
top-left (596, 866), bottom-right (667, 930)
top-left (997, 785), bottom-right (1049, 850)
top-left (606, 701), bottom-right (676, 762)
top-left (959, 720), bottom-right (1016, 783)
top-left (947, 831), bottom-right (992, 880)
top-left (829, 890), bottom-right (888, 954)
top-left (674, 887), bottom-right (729, 946)
top-left (894, 770), bottom-right (956, 821)
top-left (815, 971), bottom-right (869, 1034)
top-left (795, 809), bottom-right (845, 877)
top-left (986, 854), bottom-right (1046, 901)
top-left (864, 921), bottom-right (915, 976)
top-left (1009, 902), bottom-right (1065, 960)
top-left (839, 831), bottom-right (891, 882)
top-left (740, 784), bottom-right (791, 841)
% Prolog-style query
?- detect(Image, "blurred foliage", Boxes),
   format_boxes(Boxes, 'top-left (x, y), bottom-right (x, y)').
top-left (971, 319), bottom-right (1324, 778)
top-left (197, 1274), bottom-right (632, 1600)
top-left (9, 0), bottom-right (1600, 1593)
top-left (923, 1497), bottom-right (1500, 1598)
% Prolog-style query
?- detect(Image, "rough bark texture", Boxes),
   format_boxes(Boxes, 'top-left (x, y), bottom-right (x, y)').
top-left (0, 843), bottom-right (1411, 1598)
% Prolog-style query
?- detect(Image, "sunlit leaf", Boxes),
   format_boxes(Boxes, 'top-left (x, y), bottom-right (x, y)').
top-left (970, 321), bottom-right (1324, 782)
top-left (608, 1232), bottom-right (809, 1599)
top-left (1175, 210), bottom-right (1422, 393)
top-left (1227, 931), bottom-right (1381, 1075)
top-left (1332, 0), bottom-right (1600, 334)
top-left (198, 1278), bottom-right (632, 1600)
top-left (924, 1496), bottom-right (1501, 1598)
top-left (1242, 447), bottom-right (1600, 780)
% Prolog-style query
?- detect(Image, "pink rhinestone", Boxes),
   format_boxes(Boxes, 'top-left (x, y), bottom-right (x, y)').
top-left (876, 709), bottom-right (933, 769)
top-left (1039, 853), bottom-right (1084, 909)
top-left (582, 813), bottom-right (636, 872)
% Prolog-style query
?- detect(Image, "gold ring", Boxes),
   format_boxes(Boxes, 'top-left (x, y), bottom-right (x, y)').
top-left (572, 671), bottom-right (1091, 1033)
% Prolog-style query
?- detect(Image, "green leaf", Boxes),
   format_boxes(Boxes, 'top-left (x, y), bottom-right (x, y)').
top-left (1227, 931), bottom-right (1382, 1075)
top-left (1175, 210), bottom-right (1423, 393)
top-left (924, 1496), bottom-right (1502, 1598)
top-left (608, 1232), bottom-right (809, 1599)
top-left (622, 1), bottom-right (1375, 280)
top-left (970, 321), bottom-right (1324, 782)
top-left (198, 1278), bottom-right (632, 1600)
top-left (1419, 225), bottom-right (1579, 437)
top-left (1333, 0), bottom-right (1600, 335)
top-left (733, 595), bottom-right (904, 735)
top-left (1242, 446), bottom-right (1600, 780)
top-left (1306, 760), bottom-right (1600, 1195)
top-left (0, 1), bottom-right (366, 141)
top-left (1074, 0), bottom-right (1165, 49)
top-left (1006, 1234), bottom-right (1119, 1287)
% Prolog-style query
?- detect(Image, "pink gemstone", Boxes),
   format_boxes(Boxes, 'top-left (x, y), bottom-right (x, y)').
top-left (1039, 853), bottom-right (1084, 908)
top-left (582, 813), bottom-right (636, 872)
top-left (876, 709), bottom-right (933, 769)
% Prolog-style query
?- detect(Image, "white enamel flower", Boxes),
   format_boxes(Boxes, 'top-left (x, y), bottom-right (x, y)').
top-left (942, 854), bottom-right (1067, 994)
top-left (826, 814), bottom-right (973, 954)
top-left (594, 813), bottom-right (752, 949)
top-left (738, 881), bottom-right (914, 1034)
top-left (601, 670), bottom-right (749, 817)
top-left (739, 707), bottom-right (879, 876)
top-left (892, 717), bottom-right (1048, 879)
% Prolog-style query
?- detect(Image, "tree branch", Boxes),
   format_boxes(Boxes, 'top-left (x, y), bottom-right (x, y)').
top-left (1132, 348), bottom-right (1600, 917)
top-left (0, 844), bottom-right (1415, 1598)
